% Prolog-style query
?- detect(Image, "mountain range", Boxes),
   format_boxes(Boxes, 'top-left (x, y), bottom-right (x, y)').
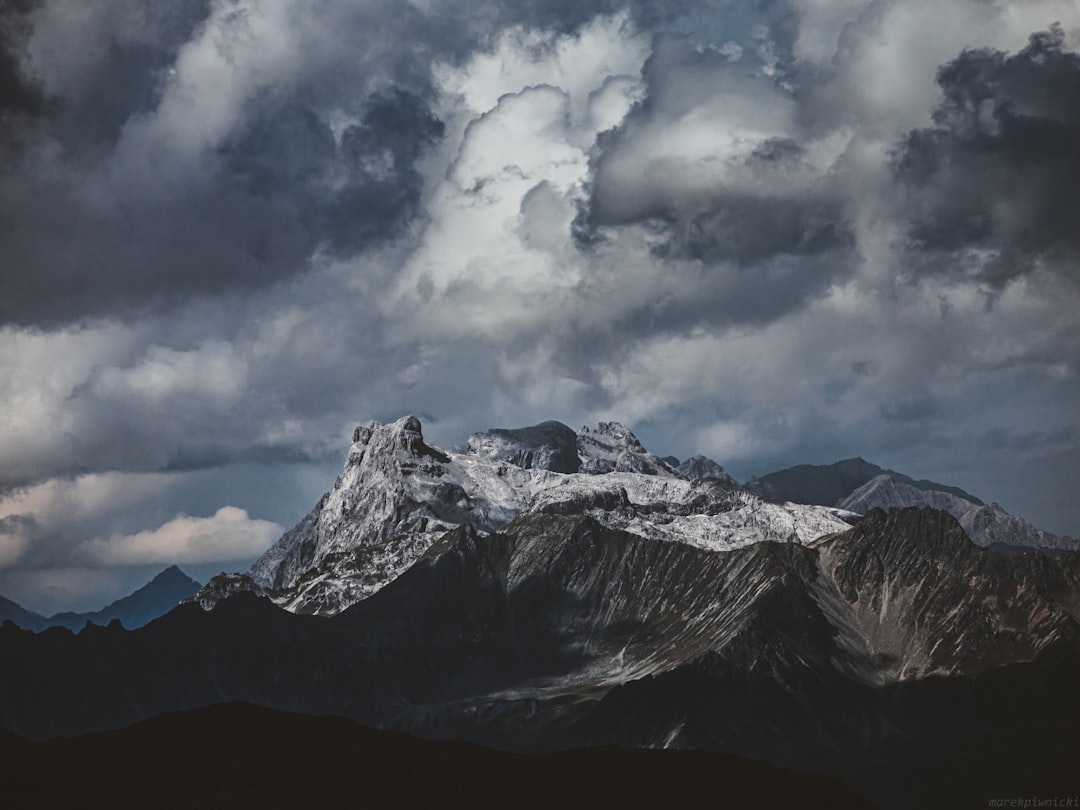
top-left (234, 416), bottom-right (851, 615)
top-left (3, 415), bottom-right (1078, 807)
top-left (0, 566), bottom-right (200, 632)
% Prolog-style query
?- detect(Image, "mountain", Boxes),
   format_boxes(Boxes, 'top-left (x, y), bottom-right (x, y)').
top-left (675, 454), bottom-right (736, 483)
top-left (575, 421), bottom-right (679, 475)
top-left (746, 457), bottom-right (983, 507)
top-left (749, 459), bottom-right (1078, 553)
top-left (0, 566), bottom-right (201, 632)
top-left (232, 416), bottom-right (849, 615)
top-left (44, 566), bottom-right (201, 631)
top-left (0, 595), bottom-right (46, 633)
top-left (839, 474), bottom-right (1079, 552)
top-left (0, 702), bottom-right (871, 810)
top-left (3, 507), bottom-right (1078, 807)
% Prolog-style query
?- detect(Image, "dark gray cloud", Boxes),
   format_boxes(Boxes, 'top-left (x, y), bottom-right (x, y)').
top-left (0, 0), bottom-right (50, 154)
top-left (0, 81), bottom-right (445, 326)
top-left (895, 25), bottom-right (1080, 286)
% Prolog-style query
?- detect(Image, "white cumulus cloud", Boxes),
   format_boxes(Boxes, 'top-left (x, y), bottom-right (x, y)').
top-left (77, 506), bottom-right (283, 566)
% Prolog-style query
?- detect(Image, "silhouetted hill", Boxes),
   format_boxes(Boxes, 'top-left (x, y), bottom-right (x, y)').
top-left (0, 702), bottom-right (871, 810)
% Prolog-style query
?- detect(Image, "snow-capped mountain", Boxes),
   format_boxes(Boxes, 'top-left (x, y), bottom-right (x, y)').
top-left (838, 474), bottom-right (1078, 552)
top-left (675, 454), bottom-right (736, 483)
top-left (218, 416), bottom-right (851, 615)
top-left (750, 459), bottom-right (1077, 554)
top-left (575, 421), bottom-right (679, 475)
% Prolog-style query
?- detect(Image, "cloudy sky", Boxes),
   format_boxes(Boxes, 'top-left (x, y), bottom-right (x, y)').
top-left (1, 0), bottom-right (1078, 614)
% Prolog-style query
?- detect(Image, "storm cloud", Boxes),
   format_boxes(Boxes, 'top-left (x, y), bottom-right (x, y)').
top-left (1, 0), bottom-right (1079, 612)
top-left (896, 24), bottom-right (1080, 287)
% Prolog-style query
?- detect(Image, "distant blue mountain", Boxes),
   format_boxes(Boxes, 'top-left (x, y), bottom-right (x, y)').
top-left (0, 595), bottom-right (47, 633)
top-left (0, 566), bottom-right (201, 632)
top-left (745, 457), bottom-right (983, 508)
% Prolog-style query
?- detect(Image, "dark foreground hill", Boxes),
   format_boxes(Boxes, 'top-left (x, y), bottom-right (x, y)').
top-left (0, 702), bottom-right (870, 810)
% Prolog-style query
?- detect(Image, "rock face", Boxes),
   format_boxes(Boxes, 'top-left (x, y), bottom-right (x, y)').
top-left (576, 422), bottom-right (678, 476)
top-left (185, 573), bottom-right (270, 611)
top-left (749, 459), bottom-right (1077, 554)
top-left (813, 508), bottom-right (1080, 678)
top-left (838, 474), bottom-right (1078, 552)
top-left (216, 416), bottom-right (849, 616)
top-left (246, 415), bottom-right (550, 614)
top-left (676, 455), bottom-right (736, 483)
top-left (466, 421), bottom-right (581, 473)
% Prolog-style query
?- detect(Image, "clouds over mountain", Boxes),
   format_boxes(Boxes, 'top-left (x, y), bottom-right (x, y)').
top-left (1, 0), bottom-right (1079, 610)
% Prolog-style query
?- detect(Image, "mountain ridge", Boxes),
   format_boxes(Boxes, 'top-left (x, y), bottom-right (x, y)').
top-left (0, 565), bottom-right (201, 632)
top-left (233, 416), bottom-right (851, 616)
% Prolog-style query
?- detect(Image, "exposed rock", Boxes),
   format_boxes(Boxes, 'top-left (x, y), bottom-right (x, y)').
top-left (577, 422), bottom-right (679, 476)
top-left (676, 455), bottom-right (736, 483)
top-left (188, 573), bottom-right (271, 612)
top-left (244, 415), bottom-right (849, 615)
top-left (813, 507), bottom-right (1080, 677)
top-left (466, 420), bottom-right (581, 473)
top-left (839, 474), bottom-right (1078, 552)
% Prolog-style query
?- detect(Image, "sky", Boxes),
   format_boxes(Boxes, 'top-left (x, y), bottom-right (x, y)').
top-left (1, 0), bottom-right (1078, 614)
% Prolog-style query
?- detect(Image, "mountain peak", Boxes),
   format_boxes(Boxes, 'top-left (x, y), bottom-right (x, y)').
top-left (576, 421), bottom-right (677, 476)
top-left (153, 565), bottom-right (190, 581)
top-left (676, 455), bottom-right (735, 483)
top-left (349, 416), bottom-right (450, 468)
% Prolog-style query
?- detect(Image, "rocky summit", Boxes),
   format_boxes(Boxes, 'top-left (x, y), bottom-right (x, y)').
top-left (209, 416), bottom-right (851, 615)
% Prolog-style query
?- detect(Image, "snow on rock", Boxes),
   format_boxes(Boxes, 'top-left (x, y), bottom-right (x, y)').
top-left (576, 422), bottom-right (678, 476)
top-left (675, 455), bottom-right (736, 484)
top-left (247, 416), bottom-right (559, 614)
top-left (839, 474), bottom-right (1078, 552)
top-left (526, 473), bottom-right (854, 552)
top-left (188, 572), bottom-right (270, 611)
top-left (239, 416), bottom-right (853, 616)
top-left (466, 421), bottom-right (581, 473)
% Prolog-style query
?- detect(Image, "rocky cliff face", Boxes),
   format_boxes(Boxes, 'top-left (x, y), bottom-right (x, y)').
top-left (466, 421), bottom-right (581, 473)
top-left (575, 422), bottom-right (679, 476)
top-left (246, 415), bottom-right (556, 614)
top-left (814, 508), bottom-right (1080, 678)
top-left (222, 416), bottom-right (850, 616)
top-left (676, 455), bottom-right (736, 483)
